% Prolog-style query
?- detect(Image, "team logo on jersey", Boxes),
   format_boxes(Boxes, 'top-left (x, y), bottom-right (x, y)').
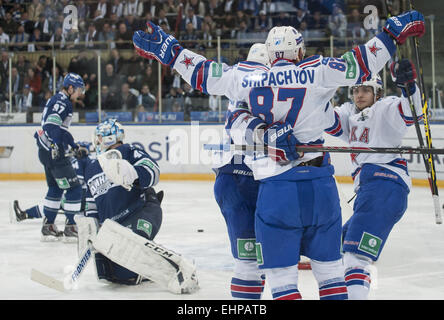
top-left (211, 63), bottom-right (223, 77)
top-left (237, 238), bottom-right (257, 259)
top-left (88, 172), bottom-right (114, 197)
top-left (369, 42), bottom-right (382, 57)
top-left (358, 110), bottom-right (369, 121)
top-left (180, 54), bottom-right (195, 69)
top-left (137, 219), bottom-right (153, 237)
top-left (358, 232), bottom-right (383, 257)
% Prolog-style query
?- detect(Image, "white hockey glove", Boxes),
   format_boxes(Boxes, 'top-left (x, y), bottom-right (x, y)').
top-left (98, 150), bottom-right (138, 191)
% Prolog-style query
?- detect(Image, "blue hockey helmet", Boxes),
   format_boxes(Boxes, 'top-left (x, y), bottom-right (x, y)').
top-left (63, 73), bottom-right (85, 93)
top-left (93, 118), bottom-right (125, 154)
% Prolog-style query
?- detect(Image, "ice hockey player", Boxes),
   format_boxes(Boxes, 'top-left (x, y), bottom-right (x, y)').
top-left (76, 119), bottom-right (198, 294)
top-left (212, 43), bottom-right (269, 299)
top-left (327, 59), bottom-right (421, 299)
top-left (132, 9), bottom-right (424, 299)
top-left (33, 73), bottom-right (86, 242)
top-left (12, 141), bottom-right (92, 223)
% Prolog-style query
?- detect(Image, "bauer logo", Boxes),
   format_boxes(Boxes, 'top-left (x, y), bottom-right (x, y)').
top-left (358, 232), bottom-right (382, 257)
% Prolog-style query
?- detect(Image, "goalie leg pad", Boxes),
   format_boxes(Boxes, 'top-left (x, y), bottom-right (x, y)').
top-left (93, 219), bottom-right (199, 294)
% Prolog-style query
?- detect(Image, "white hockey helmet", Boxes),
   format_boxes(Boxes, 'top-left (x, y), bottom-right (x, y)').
top-left (93, 118), bottom-right (125, 154)
top-left (247, 43), bottom-right (270, 67)
top-left (350, 74), bottom-right (384, 102)
top-left (265, 26), bottom-right (306, 64)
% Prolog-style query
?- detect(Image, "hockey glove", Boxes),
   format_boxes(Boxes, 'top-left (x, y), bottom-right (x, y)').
top-left (133, 22), bottom-right (183, 66)
top-left (383, 10), bottom-right (425, 45)
top-left (74, 143), bottom-right (89, 159)
top-left (263, 122), bottom-right (302, 164)
top-left (390, 59), bottom-right (417, 95)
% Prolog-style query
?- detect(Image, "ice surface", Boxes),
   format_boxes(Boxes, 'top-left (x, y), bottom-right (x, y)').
top-left (1, 180), bottom-right (443, 300)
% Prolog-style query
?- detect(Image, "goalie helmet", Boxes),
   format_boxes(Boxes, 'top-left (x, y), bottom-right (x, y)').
top-left (349, 74), bottom-right (384, 103)
top-left (265, 26), bottom-right (306, 64)
top-left (247, 43), bottom-right (270, 67)
top-left (93, 119), bottom-right (125, 154)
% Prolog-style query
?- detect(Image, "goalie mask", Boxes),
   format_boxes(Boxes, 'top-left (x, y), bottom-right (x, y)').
top-left (93, 119), bottom-right (125, 154)
top-left (265, 26), bottom-right (306, 65)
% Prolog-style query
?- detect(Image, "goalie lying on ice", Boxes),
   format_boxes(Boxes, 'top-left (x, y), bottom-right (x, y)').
top-left (76, 118), bottom-right (199, 294)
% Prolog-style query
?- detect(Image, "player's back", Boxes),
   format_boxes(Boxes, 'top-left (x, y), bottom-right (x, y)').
top-left (41, 91), bottom-right (73, 129)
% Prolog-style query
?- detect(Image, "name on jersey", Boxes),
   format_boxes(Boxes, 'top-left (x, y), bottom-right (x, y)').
top-left (87, 172), bottom-right (114, 198)
top-left (241, 69), bottom-right (315, 88)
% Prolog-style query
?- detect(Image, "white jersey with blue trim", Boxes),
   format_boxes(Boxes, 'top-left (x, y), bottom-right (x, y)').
top-left (173, 32), bottom-right (397, 179)
top-left (332, 84), bottom-right (422, 191)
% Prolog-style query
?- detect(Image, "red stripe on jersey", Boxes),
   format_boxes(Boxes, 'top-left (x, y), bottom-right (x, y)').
top-left (298, 58), bottom-right (320, 68)
top-left (354, 47), bottom-right (370, 83)
top-left (196, 64), bottom-right (205, 92)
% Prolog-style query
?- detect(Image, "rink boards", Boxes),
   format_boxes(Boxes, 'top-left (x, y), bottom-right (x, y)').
top-left (1, 123), bottom-right (444, 186)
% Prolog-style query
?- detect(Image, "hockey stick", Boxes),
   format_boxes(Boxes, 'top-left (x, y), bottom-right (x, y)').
top-left (30, 242), bottom-right (93, 292)
top-left (405, 1), bottom-right (442, 224)
top-left (204, 143), bottom-right (444, 155)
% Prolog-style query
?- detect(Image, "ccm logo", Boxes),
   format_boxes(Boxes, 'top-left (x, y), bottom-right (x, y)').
top-left (269, 124), bottom-right (292, 143)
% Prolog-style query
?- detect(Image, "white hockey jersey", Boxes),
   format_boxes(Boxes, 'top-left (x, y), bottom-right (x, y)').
top-left (332, 85), bottom-right (422, 191)
top-left (173, 32), bottom-right (397, 179)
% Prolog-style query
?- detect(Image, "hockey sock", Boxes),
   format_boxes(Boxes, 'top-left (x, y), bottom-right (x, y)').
top-left (230, 259), bottom-right (265, 299)
top-left (43, 187), bottom-right (63, 224)
top-left (64, 185), bottom-right (83, 224)
top-left (26, 204), bottom-right (43, 218)
top-left (311, 259), bottom-right (348, 300)
top-left (230, 277), bottom-right (265, 299)
top-left (264, 265), bottom-right (302, 300)
top-left (343, 252), bottom-right (372, 300)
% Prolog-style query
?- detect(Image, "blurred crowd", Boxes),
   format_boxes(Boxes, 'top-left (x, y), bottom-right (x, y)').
top-left (0, 0), bottom-right (402, 120)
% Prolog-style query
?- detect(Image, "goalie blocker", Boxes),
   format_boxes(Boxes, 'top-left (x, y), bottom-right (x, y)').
top-left (92, 219), bottom-right (199, 294)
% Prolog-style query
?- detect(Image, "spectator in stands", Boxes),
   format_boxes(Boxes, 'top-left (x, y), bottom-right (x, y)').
top-left (24, 67), bottom-right (42, 98)
top-left (328, 4), bottom-right (347, 38)
top-left (14, 54), bottom-right (31, 78)
top-left (49, 27), bottom-right (65, 50)
top-left (33, 13), bottom-right (52, 38)
top-left (308, 10), bottom-right (327, 32)
top-left (11, 3), bottom-right (23, 22)
top-left (293, 8), bottom-right (309, 29)
top-left (98, 22), bottom-right (116, 49)
top-left (181, 7), bottom-right (203, 31)
top-left (164, 86), bottom-right (183, 113)
top-left (111, 0), bottom-right (124, 18)
top-left (347, 8), bottom-right (367, 44)
top-left (138, 84), bottom-right (156, 112)
top-left (1, 12), bottom-right (18, 37)
top-left (124, 0), bottom-right (144, 17)
top-left (85, 23), bottom-right (99, 49)
top-left (186, 0), bottom-right (206, 18)
top-left (107, 48), bottom-right (125, 74)
top-left (115, 22), bottom-right (133, 49)
top-left (236, 21), bottom-right (250, 48)
top-left (118, 82), bottom-right (138, 111)
top-left (273, 12), bottom-right (292, 27)
top-left (254, 10), bottom-right (272, 32)
top-left (0, 26), bottom-right (10, 47)
top-left (63, 28), bottom-right (80, 50)
top-left (28, 0), bottom-right (44, 22)
top-left (206, 0), bottom-right (224, 25)
top-left (180, 22), bottom-right (198, 49)
top-left (28, 28), bottom-right (48, 52)
top-left (6, 67), bottom-right (23, 102)
top-left (95, 0), bottom-right (108, 20)
top-left (77, 0), bottom-right (91, 20)
top-left (201, 22), bottom-right (214, 48)
top-left (19, 12), bottom-right (34, 35)
top-left (43, 0), bottom-right (57, 20)
top-left (48, 66), bottom-right (64, 93)
top-left (156, 8), bottom-right (171, 31)
top-left (101, 84), bottom-right (121, 110)
top-left (39, 90), bottom-right (52, 111)
top-left (68, 51), bottom-right (90, 80)
top-left (125, 14), bottom-right (144, 32)
top-left (238, 0), bottom-right (259, 16)
top-left (18, 84), bottom-right (33, 112)
top-left (123, 51), bottom-right (144, 90)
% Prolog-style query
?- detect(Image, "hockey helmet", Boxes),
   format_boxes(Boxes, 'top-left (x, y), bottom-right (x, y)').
top-left (63, 72), bottom-right (85, 94)
top-left (265, 26), bottom-right (306, 64)
top-left (247, 43), bottom-right (270, 67)
top-left (350, 74), bottom-right (384, 102)
top-left (93, 118), bottom-right (125, 154)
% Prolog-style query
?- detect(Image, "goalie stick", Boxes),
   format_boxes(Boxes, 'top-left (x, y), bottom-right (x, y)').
top-left (204, 143), bottom-right (444, 155)
top-left (30, 242), bottom-right (93, 293)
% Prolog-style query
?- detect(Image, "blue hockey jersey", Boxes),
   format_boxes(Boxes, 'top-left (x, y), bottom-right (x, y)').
top-left (84, 144), bottom-right (160, 223)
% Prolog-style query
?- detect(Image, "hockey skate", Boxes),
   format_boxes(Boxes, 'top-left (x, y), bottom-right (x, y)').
top-left (41, 217), bottom-right (64, 242)
top-left (11, 200), bottom-right (29, 223)
top-left (63, 219), bottom-right (78, 243)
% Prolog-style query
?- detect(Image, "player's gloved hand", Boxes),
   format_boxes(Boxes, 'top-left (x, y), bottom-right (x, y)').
top-left (383, 10), bottom-right (425, 45)
top-left (262, 122), bottom-right (302, 164)
top-left (74, 143), bottom-right (89, 159)
top-left (100, 158), bottom-right (139, 191)
top-left (50, 143), bottom-right (60, 160)
top-left (133, 21), bottom-right (183, 66)
top-left (390, 59), bottom-right (417, 95)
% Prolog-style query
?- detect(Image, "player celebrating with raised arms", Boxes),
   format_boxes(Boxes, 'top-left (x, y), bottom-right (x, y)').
top-left (75, 119), bottom-right (198, 294)
top-left (132, 10), bottom-right (425, 299)
top-left (328, 60), bottom-right (422, 299)
top-left (34, 73), bottom-right (86, 242)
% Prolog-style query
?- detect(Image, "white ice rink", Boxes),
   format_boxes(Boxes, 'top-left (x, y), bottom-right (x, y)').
top-left (1, 180), bottom-right (444, 300)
